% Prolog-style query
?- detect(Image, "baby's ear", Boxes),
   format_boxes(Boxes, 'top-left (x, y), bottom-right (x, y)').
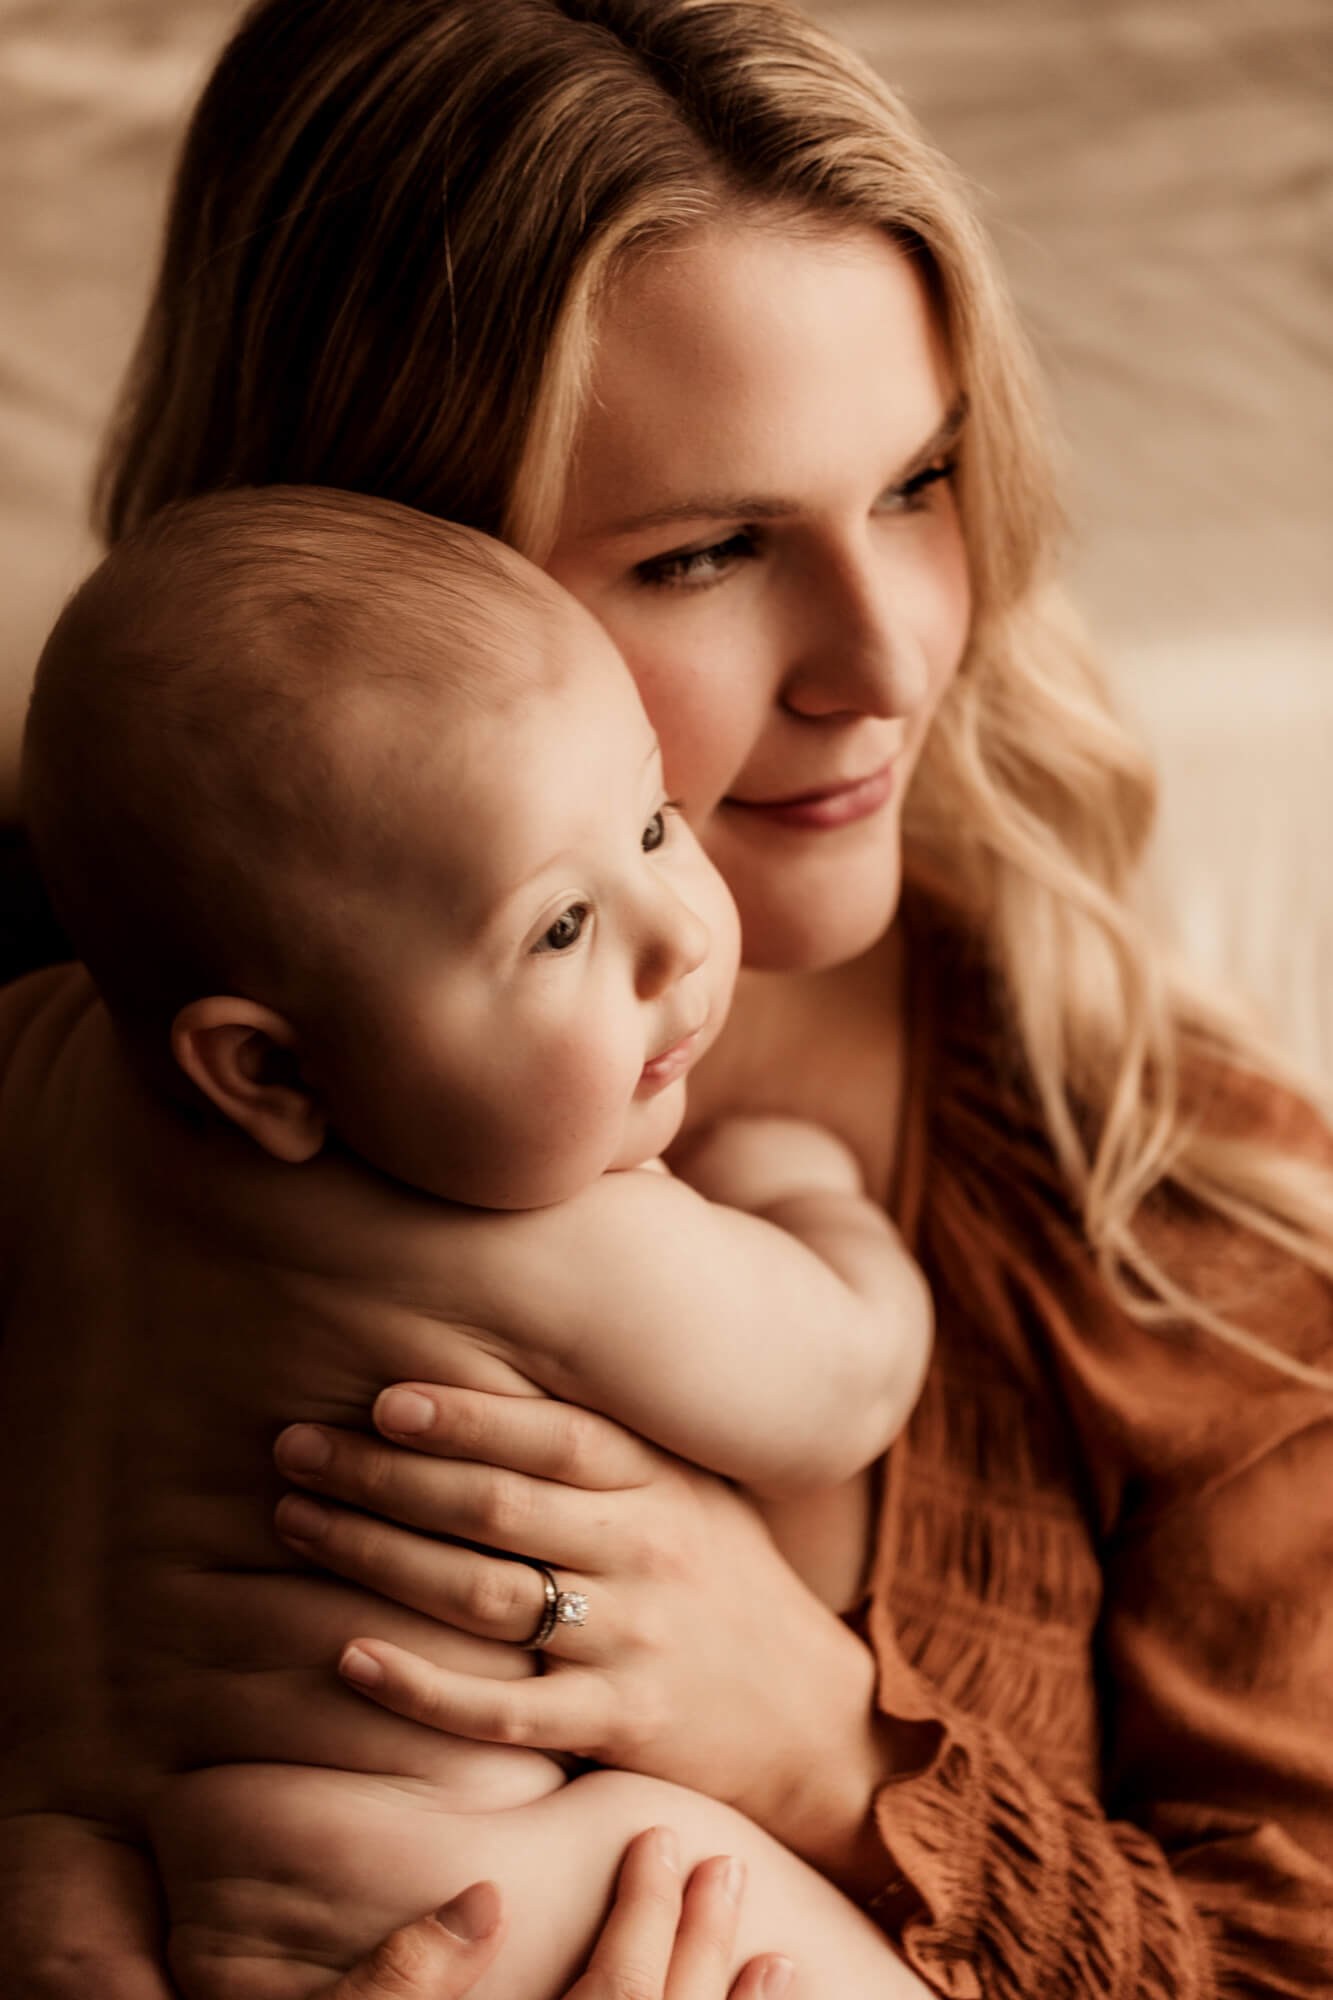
top-left (170, 997), bottom-right (326, 1163)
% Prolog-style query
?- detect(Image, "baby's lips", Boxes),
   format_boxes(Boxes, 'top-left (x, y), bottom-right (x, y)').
top-left (640, 1026), bottom-right (702, 1089)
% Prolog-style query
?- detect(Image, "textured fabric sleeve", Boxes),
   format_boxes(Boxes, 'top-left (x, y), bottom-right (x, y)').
top-left (863, 1002), bottom-right (1333, 1997)
top-left (868, 1246), bottom-right (1332, 1978)
top-left (863, 1543), bottom-right (1333, 2000)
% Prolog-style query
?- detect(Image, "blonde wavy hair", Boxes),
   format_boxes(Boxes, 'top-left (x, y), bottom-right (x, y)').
top-left (96, 0), bottom-right (1332, 1379)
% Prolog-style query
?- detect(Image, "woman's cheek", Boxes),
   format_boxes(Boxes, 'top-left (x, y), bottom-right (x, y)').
top-left (632, 652), bottom-right (758, 820)
top-left (929, 504), bottom-right (974, 689)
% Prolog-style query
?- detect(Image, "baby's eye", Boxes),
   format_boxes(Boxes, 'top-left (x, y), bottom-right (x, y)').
top-left (641, 799), bottom-right (682, 852)
top-left (533, 903), bottom-right (589, 954)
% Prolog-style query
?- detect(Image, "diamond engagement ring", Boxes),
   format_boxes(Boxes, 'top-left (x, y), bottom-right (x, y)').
top-left (526, 1562), bottom-right (590, 1649)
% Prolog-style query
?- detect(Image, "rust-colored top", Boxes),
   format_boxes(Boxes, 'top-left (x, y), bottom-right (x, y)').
top-left (861, 925), bottom-right (1333, 1996)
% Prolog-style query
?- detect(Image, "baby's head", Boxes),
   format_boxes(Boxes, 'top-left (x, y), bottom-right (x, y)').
top-left (24, 487), bottom-right (739, 1206)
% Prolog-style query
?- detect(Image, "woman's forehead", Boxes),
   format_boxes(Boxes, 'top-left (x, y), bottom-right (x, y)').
top-left (560, 219), bottom-right (953, 535)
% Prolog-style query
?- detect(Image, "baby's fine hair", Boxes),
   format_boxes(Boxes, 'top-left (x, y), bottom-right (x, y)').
top-left (23, 487), bottom-right (552, 1038)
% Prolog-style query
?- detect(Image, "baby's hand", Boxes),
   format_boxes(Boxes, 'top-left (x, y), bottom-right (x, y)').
top-left (671, 1114), bottom-right (865, 1214)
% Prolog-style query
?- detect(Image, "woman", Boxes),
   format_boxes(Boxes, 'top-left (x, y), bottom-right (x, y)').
top-left (3, 0), bottom-right (1332, 1992)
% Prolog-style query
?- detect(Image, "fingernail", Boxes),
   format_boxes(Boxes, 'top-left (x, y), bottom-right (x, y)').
top-left (376, 1387), bottom-right (435, 1435)
top-left (654, 1826), bottom-right (680, 1875)
top-left (435, 1879), bottom-right (501, 1942)
top-left (275, 1424), bottom-right (332, 1473)
top-left (275, 1494), bottom-right (330, 1544)
top-left (722, 1856), bottom-right (746, 1904)
top-left (760, 1960), bottom-right (794, 1997)
top-left (339, 1644), bottom-right (383, 1688)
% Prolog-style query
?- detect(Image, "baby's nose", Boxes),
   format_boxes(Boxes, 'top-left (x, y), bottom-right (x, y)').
top-left (638, 886), bottom-right (710, 995)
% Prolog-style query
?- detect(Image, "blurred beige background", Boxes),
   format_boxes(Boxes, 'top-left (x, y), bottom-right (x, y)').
top-left (2, 0), bottom-right (1330, 1074)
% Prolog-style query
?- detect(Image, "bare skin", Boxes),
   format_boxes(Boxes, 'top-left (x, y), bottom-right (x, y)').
top-left (273, 1355), bottom-right (938, 1908)
top-left (0, 958), bottom-right (928, 1999)
top-left (0, 1821), bottom-right (796, 2000)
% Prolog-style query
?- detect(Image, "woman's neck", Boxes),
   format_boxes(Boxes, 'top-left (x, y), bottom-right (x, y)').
top-left (676, 925), bottom-right (910, 1208)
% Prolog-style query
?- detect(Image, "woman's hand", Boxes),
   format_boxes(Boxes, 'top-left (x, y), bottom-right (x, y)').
top-left (557, 1831), bottom-right (792, 1999)
top-left (273, 1385), bottom-right (898, 1880)
top-left (556, 1832), bottom-right (784, 2000)
top-left (328, 1829), bottom-right (789, 1999)
top-left (324, 1880), bottom-right (503, 1999)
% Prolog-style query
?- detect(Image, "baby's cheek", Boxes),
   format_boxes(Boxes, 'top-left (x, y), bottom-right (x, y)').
top-left (613, 1078), bottom-right (690, 1174)
top-left (506, 1035), bottom-right (638, 1189)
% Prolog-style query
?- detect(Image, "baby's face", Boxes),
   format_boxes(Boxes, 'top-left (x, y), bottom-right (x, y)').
top-left (307, 595), bottom-right (741, 1208)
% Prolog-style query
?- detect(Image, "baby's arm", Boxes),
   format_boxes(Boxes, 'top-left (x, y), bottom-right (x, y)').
top-left (481, 1116), bottom-right (930, 1498)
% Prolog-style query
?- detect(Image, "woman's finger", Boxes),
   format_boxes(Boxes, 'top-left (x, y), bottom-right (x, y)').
top-left (661, 1854), bottom-right (745, 1996)
top-left (727, 1959), bottom-right (795, 1999)
top-left (373, 1384), bottom-right (660, 1489)
top-left (275, 1494), bottom-right (610, 1655)
top-left (572, 1827), bottom-right (685, 1993)
top-left (327, 1882), bottom-right (503, 1998)
top-left (338, 1638), bottom-right (610, 1756)
top-left (273, 1422), bottom-right (637, 1574)
top-left (569, 1832), bottom-right (796, 2000)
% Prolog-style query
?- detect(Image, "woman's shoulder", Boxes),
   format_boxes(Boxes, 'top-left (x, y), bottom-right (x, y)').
top-left (906, 889), bottom-right (1332, 1293)
top-left (1141, 1023), bottom-right (1331, 1294)
top-left (1175, 1028), bottom-right (1332, 1161)
top-left (906, 916), bottom-right (1332, 1524)
top-left (1131, 1039), bottom-right (1333, 1396)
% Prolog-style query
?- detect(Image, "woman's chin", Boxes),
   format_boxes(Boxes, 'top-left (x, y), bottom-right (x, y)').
top-left (733, 876), bottom-right (903, 976)
top-left (708, 818), bottom-right (907, 976)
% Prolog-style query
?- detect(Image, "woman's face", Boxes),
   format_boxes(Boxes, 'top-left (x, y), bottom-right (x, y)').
top-left (545, 218), bottom-right (972, 974)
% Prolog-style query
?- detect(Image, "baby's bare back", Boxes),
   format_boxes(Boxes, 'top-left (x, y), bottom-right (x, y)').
top-left (1, 967), bottom-right (578, 1987)
top-left (2, 965), bottom-right (557, 1798)
top-left (0, 967), bottom-right (920, 1998)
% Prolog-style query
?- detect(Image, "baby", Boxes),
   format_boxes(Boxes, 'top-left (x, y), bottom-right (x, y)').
top-left (7, 488), bottom-right (930, 1995)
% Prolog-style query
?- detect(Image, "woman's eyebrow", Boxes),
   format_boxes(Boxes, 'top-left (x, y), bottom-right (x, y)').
top-left (897, 393), bottom-right (969, 482)
top-left (597, 393), bottom-right (969, 539)
top-left (599, 492), bottom-right (796, 538)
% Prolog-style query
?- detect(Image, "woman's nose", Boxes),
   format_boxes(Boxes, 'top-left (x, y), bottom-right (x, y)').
top-left (636, 881), bottom-right (710, 997)
top-left (780, 547), bottom-right (928, 722)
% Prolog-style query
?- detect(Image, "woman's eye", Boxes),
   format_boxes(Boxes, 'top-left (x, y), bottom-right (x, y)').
top-left (882, 458), bottom-right (956, 514)
top-left (641, 809), bottom-right (666, 853)
top-left (634, 529), bottom-right (757, 590)
top-left (533, 903), bottom-right (589, 954)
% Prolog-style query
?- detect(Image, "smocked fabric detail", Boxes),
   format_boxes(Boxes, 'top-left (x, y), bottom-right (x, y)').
top-left (848, 906), bottom-right (1333, 1993)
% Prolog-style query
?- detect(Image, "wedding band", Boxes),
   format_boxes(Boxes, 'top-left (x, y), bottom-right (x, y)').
top-left (526, 1562), bottom-right (590, 1648)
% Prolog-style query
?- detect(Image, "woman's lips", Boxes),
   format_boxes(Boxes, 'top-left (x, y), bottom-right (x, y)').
top-left (723, 759), bottom-right (898, 830)
top-left (639, 1029), bottom-right (701, 1093)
